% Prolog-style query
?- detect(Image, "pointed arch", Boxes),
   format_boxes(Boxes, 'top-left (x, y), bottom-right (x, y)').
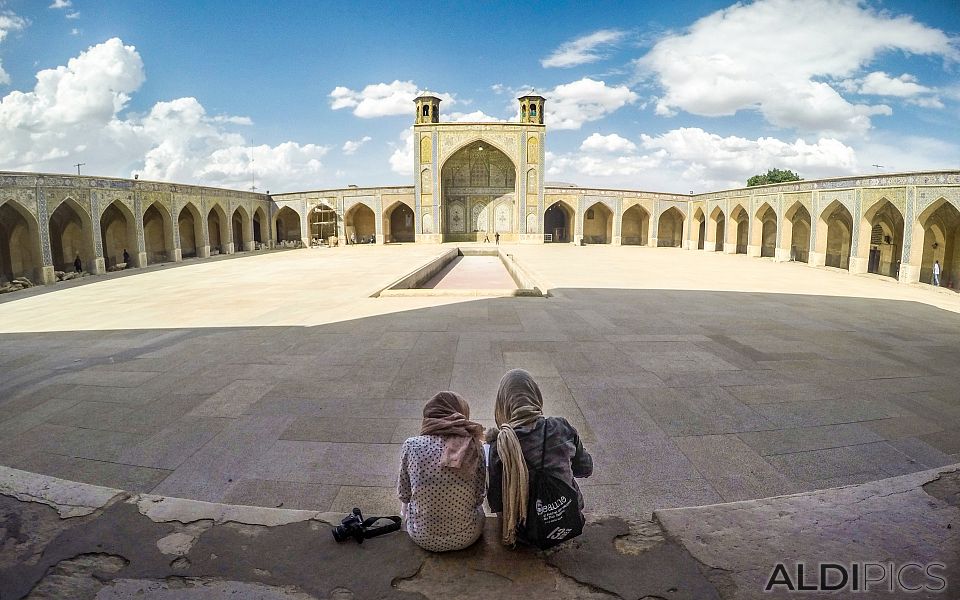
top-left (143, 202), bottom-right (175, 264)
top-left (177, 202), bottom-right (204, 259)
top-left (274, 206), bottom-right (303, 245)
top-left (583, 201), bottom-right (613, 244)
top-left (544, 199), bottom-right (575, 243)
top-left (383, 200), bottom-right (415, 243)
top-left (730, 204), bottom-right (749, 254)
top-left (621, 204), bottom-right (649, 246)
top-left (782, 201), bottom-right (811, 263)
top-left (752, 202), bottom-right (777, 258)
top-left (0, 199), bottom-right (42, 283)
top-left (345, 203), bottom-right (376, 244)
top-left (207, 203), bottom-right (229, 254)
top-left (692, 207), bottom-right (705, 250)
top-left (708, 206), bottom-right (725, 251)
top-left (815, 200), bottom-right (853, 269)
top-left (232, 205), bottom-right (252, 252)
top-left (49, 197), bottom-right (96, 273)
top-left (913, 198), bottom-right (960, 286)
top-left (855, 199), bottom-right (904, 278)
top-left (253, 205), bottom-right (267, 245)
top-left (656, 206), bottom-right (685, 247)
top-left (100, 200), bottom-right (138, 268)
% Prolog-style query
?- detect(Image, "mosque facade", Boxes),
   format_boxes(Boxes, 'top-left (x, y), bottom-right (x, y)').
top-left (1, 94), bottom-right (960, 288)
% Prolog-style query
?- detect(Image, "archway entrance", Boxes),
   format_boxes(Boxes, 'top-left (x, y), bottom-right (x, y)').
top-left (583, 202), bottom-right (612, 244)
top-left (208, 205), bottom-right (229, 254)
top-left (275, 207), bottom-right (302, 245)
top-left (143, 203), bottom-right (174, 264)
top-left (784, 203), bottom-right (811, 263)
top-left (441, 141), bottom-right (516, 242)
top-left (544, 201), bottom-right (573, 243)
top-left (385, 203), bottom-right (415, 243)
top-left (709, 207), bottom-right (725, 252)
top-left (309, 204), bottom-right (338, 245)
top-left (178, 204), bottom-right (203, 259)
top-left (253, 207), bottom-right (266, 246)
top-left (859, 200), bottom-right (904, 279)
top-left (0, 201), bottom-right (41, 283)
top-left (819, 202), bottom-right (853, 269)
top-left (100, 201), bottom-right (137, 268)
top-left (232, 207), bottom-right (250, 252)
top-left (732, 205), bottom-right (748, 254)
top-left (345, 204), bottom-right (376, 244)
top-left (621, 205), bottom-right (649, 246)
top-left (656, 207), bottom-right (684, 247)
top-left (49, 200), bottom-right (95, 273)
top-left (917, 199), bottom-right (960, 287)
top-left (693, 208), bottom-right (705, 250)
top-left (755, 204), bottom-right (777, 257)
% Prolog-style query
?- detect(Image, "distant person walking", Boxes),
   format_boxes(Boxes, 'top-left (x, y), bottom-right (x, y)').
top-left (73, 255), bottom-right (82, 273)
top-left (123, 249), bottom-right (130, 267)
top-left (494, 232), bottom-right (500, 246)
top-left (483, 232), bottom-right (490, 243)
top-left (933, 260), bottom-right (941, 286)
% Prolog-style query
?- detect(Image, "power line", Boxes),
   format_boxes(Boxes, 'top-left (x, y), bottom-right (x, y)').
top-left (74, 162), bottom-right (85, 175)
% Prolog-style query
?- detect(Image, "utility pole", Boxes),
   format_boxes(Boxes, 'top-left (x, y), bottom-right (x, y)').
top-left (74, 162), bottom-right (85, 175)
top-left (249, 157), bottom-right (257, 192)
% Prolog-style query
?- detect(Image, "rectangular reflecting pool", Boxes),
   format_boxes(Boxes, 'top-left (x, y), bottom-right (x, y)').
top-left (375, 247), bottom-right (544, 297)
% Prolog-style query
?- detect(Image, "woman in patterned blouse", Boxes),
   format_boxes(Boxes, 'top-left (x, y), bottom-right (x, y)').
top-left (397, 391), bottom-right (487, 552)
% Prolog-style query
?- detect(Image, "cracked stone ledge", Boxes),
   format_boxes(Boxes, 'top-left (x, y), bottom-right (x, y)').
top-left (0, 465), bottom-right (125, 518)
top-left (0, 466), bottom-right (341, 527)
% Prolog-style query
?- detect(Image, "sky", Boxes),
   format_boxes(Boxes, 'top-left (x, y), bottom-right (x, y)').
top-left (0, 0), bottom-right (957, 194)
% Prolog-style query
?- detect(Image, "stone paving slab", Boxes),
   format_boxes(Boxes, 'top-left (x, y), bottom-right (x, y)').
top-left (0, 246), bottom-right (959, 519)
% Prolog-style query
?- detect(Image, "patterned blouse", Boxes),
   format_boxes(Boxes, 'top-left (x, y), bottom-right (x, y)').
top-left (398, 435), bottom-right (487, 552)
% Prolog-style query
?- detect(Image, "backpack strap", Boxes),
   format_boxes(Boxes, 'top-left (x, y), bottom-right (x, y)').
top-left (539, 419), bottom-right (548, 470)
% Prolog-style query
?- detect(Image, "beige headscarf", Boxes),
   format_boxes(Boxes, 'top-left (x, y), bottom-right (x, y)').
top-left (494, 369), bottom-right (544, 546)
top-left (420, 391), bottom-right (484, 473)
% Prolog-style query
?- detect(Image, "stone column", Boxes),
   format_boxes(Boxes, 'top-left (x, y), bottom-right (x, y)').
top-left (35, 187), bottom-right (56, 284)
top-left (899, 186), bottom-right (921, 283)
top-left (133, 189), bottom-right (147, 268)
top-left (808, 192), bottom-right (825, 267)
top-left (89, 192), bottom-right (106, 274)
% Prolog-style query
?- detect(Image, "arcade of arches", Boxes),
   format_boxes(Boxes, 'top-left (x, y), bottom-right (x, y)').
top-left (2, 171), bottom-right (960, 290)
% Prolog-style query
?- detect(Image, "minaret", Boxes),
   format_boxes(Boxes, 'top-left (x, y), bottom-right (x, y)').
top-left (414, 94), bottom-right (441, 124)
top-left (518, 94), bottom-right (546, 125)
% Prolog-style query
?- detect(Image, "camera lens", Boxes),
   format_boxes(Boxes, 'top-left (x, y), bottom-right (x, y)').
top-left (331, 525), bottom-right (347, 542)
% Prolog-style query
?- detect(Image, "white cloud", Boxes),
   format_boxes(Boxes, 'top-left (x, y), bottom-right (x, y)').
top-left (70, 27), bottom-right (80, 36)
top-left (580, 132), bottom-right (637, 153)
top-left (66, 11), bottom-right (80, 20)
top-left (638, 0), bottom-right (958, 137)
top-left (542, 29), bottom-right (626, 68)
top-left (548, 127), bottom-right (859, 190)
top-left (388, 127), bottom-right (413, 175)
top-left (858, 71), bottom-right (932, 97)
top-left (546, 78), bottom-right (638, 130)
top-left (907, 96), bottom-right (945, 109)
top-left (330, 80), bottom-right (454, 118)
top-left (0, 10), bottom-right (28, 85)
top-left (342, 135), bottom-right (371, 154)
top-left (49, 0), bottom-right (72, 9)
top-left (0, 38), bottom-right (329, 191)
top-left (443, 110), bottom-right (501, 122)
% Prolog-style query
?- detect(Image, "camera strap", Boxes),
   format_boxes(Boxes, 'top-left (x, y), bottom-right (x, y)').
top-left (360, 515), bottom-right (402, 539)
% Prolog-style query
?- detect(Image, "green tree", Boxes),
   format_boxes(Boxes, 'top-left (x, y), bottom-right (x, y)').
top-left (747, 168), bottom-right (802, 187)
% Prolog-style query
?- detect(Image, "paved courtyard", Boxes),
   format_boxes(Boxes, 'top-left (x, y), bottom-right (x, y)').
top-left (0, 244), bottom-right (958, 518)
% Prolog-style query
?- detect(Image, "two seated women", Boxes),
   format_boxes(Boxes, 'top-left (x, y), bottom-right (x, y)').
top-left (397, 368), bottom-right (593, 552)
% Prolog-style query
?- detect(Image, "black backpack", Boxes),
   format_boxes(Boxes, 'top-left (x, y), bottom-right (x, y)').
top-left (519, 424), bottom-right (584, 549)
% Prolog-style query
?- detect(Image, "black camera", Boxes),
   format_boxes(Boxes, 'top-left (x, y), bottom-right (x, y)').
top-left (331, 508), bottom-right (402, 544)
